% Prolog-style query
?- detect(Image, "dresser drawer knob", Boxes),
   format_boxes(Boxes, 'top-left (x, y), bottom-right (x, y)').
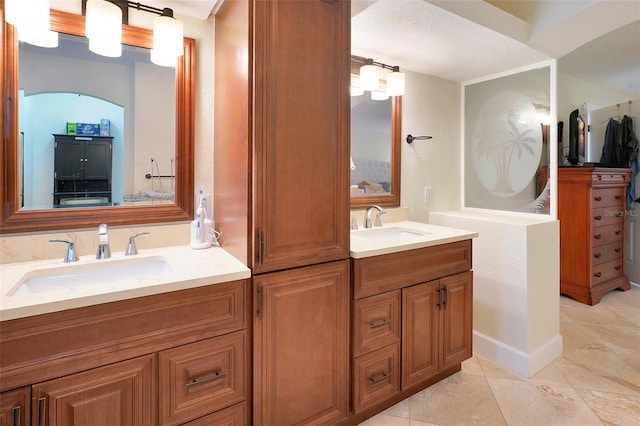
top-left (617, 212), bottom-right (624, 217)
top-left (615, 230), bottom-right (622, 235)
top-left (594, 215), bottom-right (602, 220)
top-left (594, 253), bottom-right (601, 258)
top-left (369, 372), bottom-right (392, 385)
top-left (594, 196), bottom-right (602, 201)
top-left (615, 265), bottom-right (622, 271)
top-left (594, 234), bottom-right (602, 239)
top-left (615, 248), bottom-right (622, 253)
top-left (185, 371), bottom-right (227, 388)
top-left (615, 195), bottom-right (622, 200)
top-left (594, 272), bottom-right (602, 277)
top-left (369, 319), bottom-right (392, 329)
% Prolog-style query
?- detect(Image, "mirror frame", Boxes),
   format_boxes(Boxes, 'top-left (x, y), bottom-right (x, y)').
top-left (1, 9), bottom-right (195, 234)
top-left (350, 95), bottom-right (401, 209)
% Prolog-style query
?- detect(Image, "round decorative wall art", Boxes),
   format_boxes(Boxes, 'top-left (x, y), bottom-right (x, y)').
top-left (471, 89), bottom-right (542, 198)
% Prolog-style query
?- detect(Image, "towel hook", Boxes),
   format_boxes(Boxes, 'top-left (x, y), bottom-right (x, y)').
top-left (406, 134), bottom-right (433, 144)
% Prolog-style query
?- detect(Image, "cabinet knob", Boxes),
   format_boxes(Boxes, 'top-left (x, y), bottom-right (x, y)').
top-left (594, 196), bottom-right (602, 201)
top-left (594, 253), bottom-right (601, 258)
top-left (615, 230), bottom-right (622, 235)
top-left (594, 234), bottom-right (602, 239)
top-left (615, 248), bottom-right (622, 253)
top-left (594, 272), bottom-right (602, 277)
top-left (615, 195), bottom-right (622, 200)
top-left (594, 215), bottom-right (602, 220)
top-left (615, 265), bottom-right (622, 271)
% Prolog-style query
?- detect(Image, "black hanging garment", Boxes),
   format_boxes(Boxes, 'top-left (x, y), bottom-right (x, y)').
top-left (600, 118), bottom-right (619, 164)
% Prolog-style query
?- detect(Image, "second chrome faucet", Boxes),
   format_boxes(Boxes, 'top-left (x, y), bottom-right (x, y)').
top-left (364, 205), bottom-right (386, 228)
top-left (96, 223), bottom-right (111, 259)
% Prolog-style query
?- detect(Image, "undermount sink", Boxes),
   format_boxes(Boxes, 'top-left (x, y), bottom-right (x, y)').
top-left (351, 226), bottom-right (431, 241)
top-left (8, 255), bottom-right (172, 297)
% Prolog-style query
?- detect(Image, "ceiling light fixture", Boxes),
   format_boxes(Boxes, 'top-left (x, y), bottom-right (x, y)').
top-left (6, 0), bottom-right (56, 48)
top-left (351, 55), bottom-right (405, 99)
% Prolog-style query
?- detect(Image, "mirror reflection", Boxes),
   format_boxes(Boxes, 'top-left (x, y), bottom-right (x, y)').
top-left (18, 33), bottom-right (176, 210)
top-left (350, 95), bottom-right (392, 196)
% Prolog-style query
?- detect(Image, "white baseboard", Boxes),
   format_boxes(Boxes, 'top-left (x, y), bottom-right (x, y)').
top-left (473, 330), bottom-right (563, 378)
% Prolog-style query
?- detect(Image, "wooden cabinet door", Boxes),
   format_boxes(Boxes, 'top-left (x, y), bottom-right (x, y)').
top-left (251, 0), bottom-right (350, 274)
top-left (83, 141), bottom-right (112, 180)
top-left (440, 271), bottom-right (473, 370)
top-left (54, 139), bottom-right (84, 178)
top-left (253, 261), bottom-right (350, 425)
top-left (0, 387), bottom-right (30, 426)
top-left (402, 281), bottom-right (440, 389)
top-left (32, 355), bottom-right (156, 426)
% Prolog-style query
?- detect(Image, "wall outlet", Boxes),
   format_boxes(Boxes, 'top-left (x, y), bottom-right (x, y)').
top-left (424, 186), bottom-right (432, 204)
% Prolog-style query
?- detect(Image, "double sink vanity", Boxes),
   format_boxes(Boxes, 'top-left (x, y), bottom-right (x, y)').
top-left (0, 221), bottom-right (476, 425)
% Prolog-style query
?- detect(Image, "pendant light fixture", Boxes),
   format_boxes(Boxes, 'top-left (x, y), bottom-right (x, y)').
top-left (86, 0), bottom-right (123, 57)
top-left (385, 66), bottom-right (405, 97)
top-left (359, 60), bottom-right (381, 91)
top-left (371, 90), bottom-right (389, 101)
top-left (150, 9), bottom-right (184, 67)
top-left (6, 0), bottom-right (57, 48)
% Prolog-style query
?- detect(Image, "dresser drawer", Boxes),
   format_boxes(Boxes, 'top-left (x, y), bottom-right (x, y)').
top-left (353, 343), bottom-right (400, 414)
top-left (592, 224), bottom-right (624, 246)
top-left (592, 241), bottom-right (623, 265)
top-left (183, 402), bottom-right (247, 426)
top-left (592, 172), bottom-right (629, 184)
top-left (159, 331), bottom-right (246, 426)
top-left (592, 259), bottom-right (624, 286)
top-left (592, 188), bottom-right (625, 208)
top-left (592, 207), bottom-right (624, 227)
top-left (353, 291), bottom-right (400, 357)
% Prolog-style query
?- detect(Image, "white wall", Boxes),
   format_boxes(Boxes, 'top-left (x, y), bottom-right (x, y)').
top-left (401, 70), bottom-right (462, 222)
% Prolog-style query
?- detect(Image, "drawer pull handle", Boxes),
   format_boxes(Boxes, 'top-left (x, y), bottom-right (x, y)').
top-left (369, 319), bottom-right (392, 329)
top-left (369, 373), bottom-right (392, 385)
top-left (594, 196), bottom-right (602, 201)
top-left (615, 265), bottom-right (622, 270)
top-left (12, 406), bottom-right (20, 426)
top-left (594, 272), bottom-right (602, 278)
top-left (186, 371), bottom-right (227, 388)
top-left (594, 253), bottom-right (601, 258)
top-left (615, 230), bottom-right (622, 235)
top-left (615, 195), bottom-right (622, 200)
top-left (617, 212), bottom-right (624, 217)
top-left (594, 234), bottom-right (602, 239)
top-left (594, 215), bottom-right (602, 220)
top-left (37, 397), bottom-right (46, 426)
top-left (615, 248), bottom-right (622, 253)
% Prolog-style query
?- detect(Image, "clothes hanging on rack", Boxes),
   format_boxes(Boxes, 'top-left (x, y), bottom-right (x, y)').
top-left (618, 115), bottom-right (639, 205)
top-left (600, 118), bottom-right (619, 164)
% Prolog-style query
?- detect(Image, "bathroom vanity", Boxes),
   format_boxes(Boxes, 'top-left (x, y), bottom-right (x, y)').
top-left (0, 247), bottom-right (251, 426)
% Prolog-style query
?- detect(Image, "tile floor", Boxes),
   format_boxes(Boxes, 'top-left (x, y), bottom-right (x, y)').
top-left (359, 285), bottom-right (640, 425)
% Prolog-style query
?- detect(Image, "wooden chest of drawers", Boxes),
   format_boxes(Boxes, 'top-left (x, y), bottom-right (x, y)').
top-left (558, 167), bottom-right (631, 305)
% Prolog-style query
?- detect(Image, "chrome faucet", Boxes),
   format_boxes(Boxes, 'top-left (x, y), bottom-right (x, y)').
top-left (364, 205), bottom-right (386, 228)
top-left (49, 239), bottom-right (79, 262)
top-left (96, 223), bottom-right (111, 259)
top-left (126, 232), bottom-right (150, 256)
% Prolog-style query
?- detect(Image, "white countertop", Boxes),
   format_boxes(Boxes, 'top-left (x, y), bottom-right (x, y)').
top-left (350, 221), bottom-right (478, 259)
top-left (0, 245), bottom-right (251, 321)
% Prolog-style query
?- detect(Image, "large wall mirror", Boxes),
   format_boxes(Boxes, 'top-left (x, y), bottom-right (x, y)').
top-left (1, 9), bottom-right (195, 234)
top-left (350, 58), bottom-right (401, 209)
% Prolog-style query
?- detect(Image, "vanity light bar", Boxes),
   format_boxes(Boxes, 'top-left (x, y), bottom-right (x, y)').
top-left (351, 55), bottom-right (405, 97)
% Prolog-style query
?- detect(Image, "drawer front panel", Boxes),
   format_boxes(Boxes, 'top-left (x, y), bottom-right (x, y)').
top-left (353, 240), bottom-right (472, 299)
top-left (592, 241), bottom-right (623, 265)
top-left (353, 343), bottom-right (400, 414)
top-left (353, 291), bottom-right (401, 357)
top-left (592, 188), bottom-right (625, 208)
top-left (159, 331), bottom-right (246, 426)
top-left (592, 259), bottom-right (624, 286)
top-left (592, 224), bottom-right (624, 246)
top-left (592, 207), bottom-right (624, 228)
top-left (183, 402), bottom-right (247, 426)
top-left (592, 172), bottom-right (629, 184)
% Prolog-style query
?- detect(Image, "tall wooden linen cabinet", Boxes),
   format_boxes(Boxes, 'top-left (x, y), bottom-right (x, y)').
top-left (214, 1), bottom-right (351, 425)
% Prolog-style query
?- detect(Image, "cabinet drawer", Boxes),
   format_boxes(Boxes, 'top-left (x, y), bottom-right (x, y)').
top-left (592, 224), bottom-right (624, 246)
top-left (593, 172), bottom-right (629, 184)
top-left (159, 331), bottom-right (246, 426)
top-left (183, 402), bottom-right (247, 426)
top-left (592, 187), bottom-right (625, 208)
top-left (592, 207), bottom-right (624, 227)
top-left (353, 343), bottom-right (400, 414)
top-left (353, 291), bottom-right (400, 357)
top-left (353, 240), bottom-right (472, 299)
top-left (592, 259), bottom-right (624, 286)
top-left (592, 241), bottom-right (623, 265)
